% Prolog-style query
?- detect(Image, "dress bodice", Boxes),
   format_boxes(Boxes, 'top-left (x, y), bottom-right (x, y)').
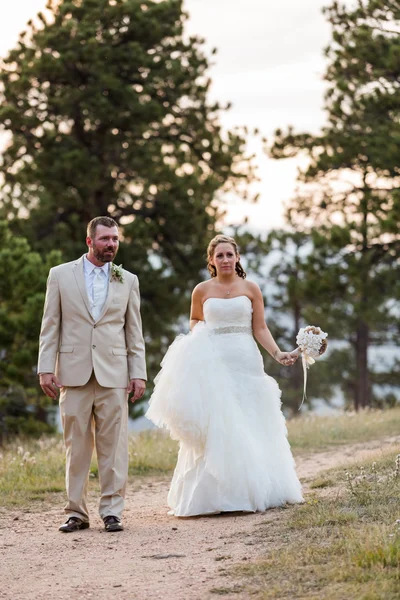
top-left (203, 296), bottom-right (253, 330)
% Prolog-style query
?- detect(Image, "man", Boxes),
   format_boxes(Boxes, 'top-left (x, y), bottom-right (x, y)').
top-left (38, 216), bottom-right (146, 533)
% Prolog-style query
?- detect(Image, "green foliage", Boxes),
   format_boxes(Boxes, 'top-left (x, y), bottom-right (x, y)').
top-left (269, 0), bottom-right (400, 410)
top-left (0, 0), bottom-right (255, 382)
top-left (0, 220), bottom-right (61, 443)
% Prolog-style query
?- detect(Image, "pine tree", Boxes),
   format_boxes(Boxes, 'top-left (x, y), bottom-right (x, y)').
top-left (0, 221), bottom-right (61, 442)
top-left (0, 0), bottom-right (255, 377)
top-left (270, 0), bottom-right (400, 410)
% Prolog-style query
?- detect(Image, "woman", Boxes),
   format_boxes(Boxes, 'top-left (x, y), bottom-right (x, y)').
top-left (146, 235), bottom-right (303, 516)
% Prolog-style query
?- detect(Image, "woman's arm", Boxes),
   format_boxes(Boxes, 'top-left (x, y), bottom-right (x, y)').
top-left (189, 284), bottom-right (205, 331)
top-left (250, 283), bottom-right (297, 366)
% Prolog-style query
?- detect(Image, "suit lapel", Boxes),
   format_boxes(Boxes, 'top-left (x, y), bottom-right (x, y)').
top-left (73, 256), bottom-right (94, 319)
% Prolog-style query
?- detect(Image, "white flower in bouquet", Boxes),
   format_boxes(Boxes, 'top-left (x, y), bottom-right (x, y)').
top-left (296, 326), bottom-right (328, 363)
top-left (295, 326), bottom-right (328, 408)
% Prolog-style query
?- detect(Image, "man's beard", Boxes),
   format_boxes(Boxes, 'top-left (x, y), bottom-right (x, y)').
top-left (93, 244), bottom-right (117, 263)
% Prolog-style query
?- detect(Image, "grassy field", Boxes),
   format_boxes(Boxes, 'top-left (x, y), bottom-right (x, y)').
top-left (0, 431), bottom-right (177, 507)
top-left (287, 406), bottom-right (400, 453)
top-left (0, 405), bottom-right (399, 509)
top-left (232, 448), bottom-right (400, 599)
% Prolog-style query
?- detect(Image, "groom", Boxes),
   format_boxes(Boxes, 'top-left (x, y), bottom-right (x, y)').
top-left (38, 216), bottom-right (147, 533)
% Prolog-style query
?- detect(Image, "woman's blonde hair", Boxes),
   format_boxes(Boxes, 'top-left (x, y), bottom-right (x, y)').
top-left (207, 235), bottom-right (246, 279)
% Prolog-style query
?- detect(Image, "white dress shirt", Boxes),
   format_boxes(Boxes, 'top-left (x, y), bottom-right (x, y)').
top-left (83, 256), bottom-right (110, 320)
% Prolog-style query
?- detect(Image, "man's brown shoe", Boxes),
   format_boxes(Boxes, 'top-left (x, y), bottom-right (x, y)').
top-left (103, 516), bottom-right (123, 532)
top-left (59, 517), bottom-right (90, 533)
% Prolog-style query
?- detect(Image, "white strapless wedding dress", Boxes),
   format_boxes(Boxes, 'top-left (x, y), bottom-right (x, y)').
top-left (146, 296), bottom-right (303, 516)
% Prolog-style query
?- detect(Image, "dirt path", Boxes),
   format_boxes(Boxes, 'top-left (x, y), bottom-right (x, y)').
top-left (1, 436), bottom-right (399, 600)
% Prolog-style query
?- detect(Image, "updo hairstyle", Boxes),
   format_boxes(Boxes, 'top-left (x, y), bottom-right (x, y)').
top-left (206, 235), bottom-right (246, 279)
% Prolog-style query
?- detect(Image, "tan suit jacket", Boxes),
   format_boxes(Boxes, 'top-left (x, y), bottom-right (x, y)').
top-left (38, 255), bottom-right (147, 388)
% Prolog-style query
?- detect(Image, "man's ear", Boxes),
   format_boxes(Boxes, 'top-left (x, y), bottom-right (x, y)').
top-left (86, 236), bottom-right (93, 248)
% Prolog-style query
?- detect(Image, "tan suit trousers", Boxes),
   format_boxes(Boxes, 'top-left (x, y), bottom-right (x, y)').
top-left (59, 372), bottom-right (129, 522)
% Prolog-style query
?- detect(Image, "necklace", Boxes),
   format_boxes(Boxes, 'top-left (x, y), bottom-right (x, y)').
top-left (217, 280), bottom-right (234, 296)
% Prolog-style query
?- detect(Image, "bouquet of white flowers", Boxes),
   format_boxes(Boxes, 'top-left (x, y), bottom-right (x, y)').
top-left (295, 326), bottom-right (328, 408)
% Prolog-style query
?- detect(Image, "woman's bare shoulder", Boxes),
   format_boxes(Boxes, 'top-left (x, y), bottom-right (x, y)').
top-left (243, 279), bottom-right (262, 298)
top-left (192, 280), bottom-right (213, 298)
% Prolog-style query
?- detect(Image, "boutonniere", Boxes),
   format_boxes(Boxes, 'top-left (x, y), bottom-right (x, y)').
top-left (110, 263), bottom-right (124, 283)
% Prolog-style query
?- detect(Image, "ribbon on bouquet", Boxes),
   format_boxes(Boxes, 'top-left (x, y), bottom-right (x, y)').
top-left (297, 349), bottom-right (315, 409)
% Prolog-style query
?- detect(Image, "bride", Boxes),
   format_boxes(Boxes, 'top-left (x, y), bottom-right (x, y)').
top-left (146, 234), bottom-right (303, 516)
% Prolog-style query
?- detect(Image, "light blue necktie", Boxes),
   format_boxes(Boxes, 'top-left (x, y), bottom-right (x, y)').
top-left (92, 267), bottom-right (105, 321)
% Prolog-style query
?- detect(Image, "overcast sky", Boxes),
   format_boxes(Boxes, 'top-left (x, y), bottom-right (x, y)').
top-left (0, 0), bottom-right (339, 231)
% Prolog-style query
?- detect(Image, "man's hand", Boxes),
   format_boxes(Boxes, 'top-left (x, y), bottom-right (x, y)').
top-left (127, 378), bottom-right (146, 403)
top-left (39, 373), bottom-right (62, 399)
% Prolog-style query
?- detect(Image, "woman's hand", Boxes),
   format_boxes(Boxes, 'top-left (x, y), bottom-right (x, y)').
top-left (275, 350), bottom-right (298, 366)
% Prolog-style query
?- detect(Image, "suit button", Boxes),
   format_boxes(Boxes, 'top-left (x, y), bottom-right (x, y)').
top-left (93, 324), bottom-right (96, 328)
top-left (92, 345), bottom-right (96, 349)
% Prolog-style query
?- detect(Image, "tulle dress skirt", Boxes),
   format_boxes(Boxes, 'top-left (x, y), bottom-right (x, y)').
top-left (146, 297), bottom-right (303, 516)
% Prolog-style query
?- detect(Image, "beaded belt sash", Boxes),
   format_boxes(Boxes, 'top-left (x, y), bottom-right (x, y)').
top-left (210, 326), bottom-right (252, 336)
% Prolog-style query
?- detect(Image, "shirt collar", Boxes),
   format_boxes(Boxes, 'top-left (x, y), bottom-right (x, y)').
top-left (83, 255), bottom-right (110, 276)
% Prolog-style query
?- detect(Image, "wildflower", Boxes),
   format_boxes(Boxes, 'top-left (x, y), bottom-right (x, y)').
top-left (395, 454), bottom-right (400, 478)
top-left (17, 446), bottom-right (24, 456)
top-left (19, 451), bottom-right (36, 465)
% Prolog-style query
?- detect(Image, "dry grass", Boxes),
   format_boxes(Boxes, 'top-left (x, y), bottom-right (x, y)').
top-left (231, 448), bottom-right (400, 599)
top-left (0, 437), bottom-right (66, 506)
top-left (0, 430), bottom-right (177, 507)
top-left (128, 430), bottom-right (178, 475)
top-left (1, 406), bottom-right (399, 513)
top-left (287, 406), bottom-right (400, 453)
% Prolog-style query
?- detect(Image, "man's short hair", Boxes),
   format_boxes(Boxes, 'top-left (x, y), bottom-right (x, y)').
top-left (87, 216), bottom-right (119, 239)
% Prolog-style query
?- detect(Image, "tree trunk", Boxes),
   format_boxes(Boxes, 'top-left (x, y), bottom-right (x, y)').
top-left (354, 180), bottom-right (370, 411)
top-left (354, 318), bottom-right (369, 410)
